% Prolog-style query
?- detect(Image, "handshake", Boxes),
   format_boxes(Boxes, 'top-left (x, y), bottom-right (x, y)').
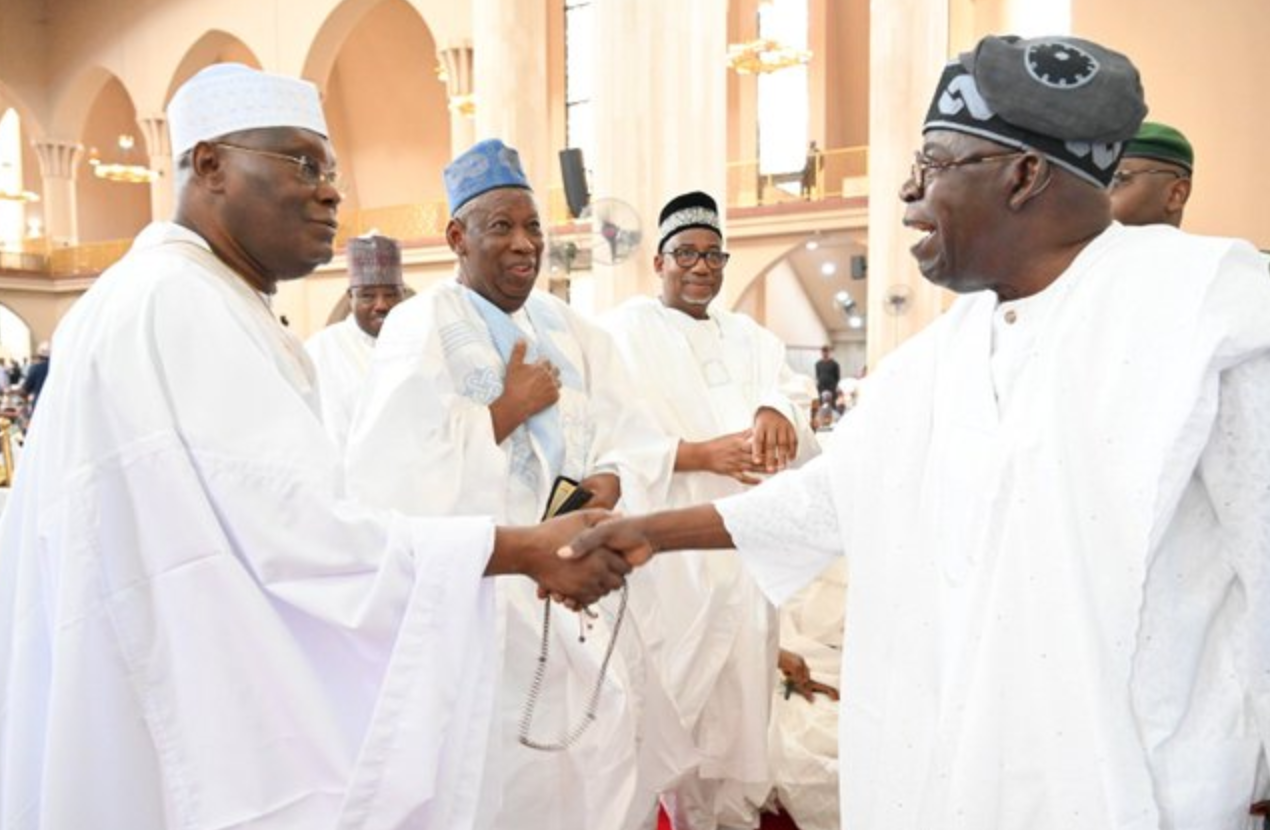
top-left (498, 502), bottom-right (726, 609)
top-left (498, 509), bottom-right (649, 609)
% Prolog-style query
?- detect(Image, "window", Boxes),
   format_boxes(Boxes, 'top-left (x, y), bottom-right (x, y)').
top-left (756, 0), bottom-right (810, 185)
top-left (564, 0), bottom-right (594, 164)
top-left (0, 109), bottom-right (26, 251)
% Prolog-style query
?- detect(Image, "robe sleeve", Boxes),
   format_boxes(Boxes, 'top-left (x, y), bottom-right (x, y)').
top-left (715, 452), bottom-right (843, 606)
top-left (1197, 351), bottom-right (1270, 769)
top-left (575, 312), bottom-right (678, 512)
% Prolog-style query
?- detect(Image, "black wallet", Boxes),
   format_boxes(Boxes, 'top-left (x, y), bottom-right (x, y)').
top-left (541, 475), bottom-right (594, 520)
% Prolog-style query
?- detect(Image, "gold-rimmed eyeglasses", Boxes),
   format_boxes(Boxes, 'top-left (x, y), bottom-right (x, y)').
top-left (214, 143), bottom-right (345, 193)
top-left (909, 150), bottom-right (1025, 192)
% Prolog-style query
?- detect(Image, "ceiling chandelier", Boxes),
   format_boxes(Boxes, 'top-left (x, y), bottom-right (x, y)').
top-left (88, 134), bottom-right (159, 184)
top-left (0, 161), bottom-right (39, 202)
top-left (727, 38), bottom-right (812, 74)
top-left (0, 187), bottom-right (39, 203)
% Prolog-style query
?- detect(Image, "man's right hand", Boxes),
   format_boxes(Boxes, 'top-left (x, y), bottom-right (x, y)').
top-left (490, 340), bottom-right (561, 443)
top-left (559, 515), bottom-right (657, 569)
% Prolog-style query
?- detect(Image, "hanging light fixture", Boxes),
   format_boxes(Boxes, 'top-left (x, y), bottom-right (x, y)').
top-left (0, 161), bottom-right (38, 202)
top-left (88, 134), bottom-right (159, 184)
top-left (727, 38), bottom-right (812, 74)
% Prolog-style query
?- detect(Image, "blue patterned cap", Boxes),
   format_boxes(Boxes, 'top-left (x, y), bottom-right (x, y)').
top-left (444, 139), bottom-right (532, 214)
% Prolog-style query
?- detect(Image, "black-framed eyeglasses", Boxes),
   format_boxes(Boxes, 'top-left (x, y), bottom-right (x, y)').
top-left (214, 143), bottom-right (345, 192)
top-left (1108, 168), bottom-right (1187, 191)
top-left (664, 248), bottom-right (730, 269)
top-left (910, 150), bottom-right (1025, 192)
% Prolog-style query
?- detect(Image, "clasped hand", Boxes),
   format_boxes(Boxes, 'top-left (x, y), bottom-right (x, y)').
top-left (528, 509), bottom-right (632, 610)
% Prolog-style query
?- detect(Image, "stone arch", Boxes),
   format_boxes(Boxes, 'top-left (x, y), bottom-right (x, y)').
top-left (0, 301), bottom-right (34, 361)
top-left (48, 65), bottom-right (116, 141)
top-left (306, 0), bottom-right (452, 211)
top-left (74, 72), bottom-right (153, 242)
top-left (164, 31), bottom-right (263, 108)
top-left (0, 81), bottom-right (45, 143)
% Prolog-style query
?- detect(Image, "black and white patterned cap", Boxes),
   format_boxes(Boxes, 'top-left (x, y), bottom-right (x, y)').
top-left (923, 35), bottom-right (1147, 187)
top-left (657, 191), bottom-right (721, 252)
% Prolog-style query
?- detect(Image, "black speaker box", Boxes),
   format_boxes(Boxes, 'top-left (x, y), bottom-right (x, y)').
top-left (850, 254), bottom-right (868, 280)
top-left (559, 148), bottom-right (590, 219)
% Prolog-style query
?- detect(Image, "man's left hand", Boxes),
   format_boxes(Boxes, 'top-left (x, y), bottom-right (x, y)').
top-left (578, 472), bottom-right (620, 510)
top-left (752, 407), bottom-right (798, 473)
top-left (779, 648), bottom-right (839, 702)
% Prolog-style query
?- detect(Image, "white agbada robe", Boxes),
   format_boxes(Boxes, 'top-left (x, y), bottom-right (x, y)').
top-left (345, 280), bottom-right (682, 830)
top-left (604, 298), bottom-right (819, 825)
top-left (767, 559), bottom-right (846, 830)
top-left (0, 222), bottom-right (502, 830)
top-left (305, 315), bottom-right (375, 449)
top-left (714, 224), bottom-right (1270, 830)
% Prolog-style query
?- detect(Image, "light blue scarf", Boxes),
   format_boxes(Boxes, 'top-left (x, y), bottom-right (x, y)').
top-left (463, 287), bottom-right (582, 480)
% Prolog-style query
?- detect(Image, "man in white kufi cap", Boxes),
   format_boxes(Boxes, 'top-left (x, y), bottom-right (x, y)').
top-left (0, 62), bottom-right (630, 829)
top-left (305, 232), bottom-right (406, 448)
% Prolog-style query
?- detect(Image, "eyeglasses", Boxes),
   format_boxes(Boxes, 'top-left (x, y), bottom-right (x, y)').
top-left (909, 150), bottom-right (1025, 192)
top-left (214, 143), bottom-right (345, 193)
top-left (664, 248), bottom-right (730, 269)
top-left (1108, 168), bottom-right (1187, 190)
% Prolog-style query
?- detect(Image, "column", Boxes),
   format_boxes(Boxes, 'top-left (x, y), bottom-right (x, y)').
top-left (31, 139), bottom-right (82, 248)
top-left (439, 43), bottom-right (476, 156)
top-left (865, 0), bottom-right (950, 367)
top-left (137, 114), bottom-right (173, 221)
top-left (471, 0), bottom-right (551, 187)
top-left (591, 0), bottom-right (730, 310)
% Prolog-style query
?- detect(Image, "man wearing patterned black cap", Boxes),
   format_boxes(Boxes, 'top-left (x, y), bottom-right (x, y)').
top-left (605, 190), bottom-right (820, 830)
top-left (565, 34), bottom-right (1270, 830)
top-left (346, 139), bottom-right (682, 830)
top-left (305, 232), bottom-right (406, 447)
top-left (1110, 121), bottom-right (1195, 227)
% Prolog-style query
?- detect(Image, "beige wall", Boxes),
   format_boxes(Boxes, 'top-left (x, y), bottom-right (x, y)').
top-left (1074, 0), bottom-right (1269, 247)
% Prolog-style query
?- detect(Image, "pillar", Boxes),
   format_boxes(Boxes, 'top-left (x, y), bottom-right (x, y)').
top-left (865, 0), bottom-right (950, 367)
top-left (137, 113), bottom-right (172, 221)
top-left (31, 139), bottom-right (82, 248)
top-left (439, 43), bottom-right (476, 156)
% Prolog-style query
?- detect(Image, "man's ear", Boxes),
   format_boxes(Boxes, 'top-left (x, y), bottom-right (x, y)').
top-left (445, 218), bottom-right (466, 256)
top-left (188, 142), bottom-right (229, 192)
top-left (1007, 153), bottom-right (1052, 211)
top-left (1167, 177), bottom-right (1192, 214)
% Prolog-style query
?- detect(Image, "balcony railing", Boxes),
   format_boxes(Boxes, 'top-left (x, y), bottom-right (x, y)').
top-left (7, 145), bottom-right (869, 279)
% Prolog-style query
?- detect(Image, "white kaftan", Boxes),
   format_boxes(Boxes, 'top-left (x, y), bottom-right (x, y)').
top-left (345, 280), bottom-right (681, 830)
top-left (305, 315), bottom-right (375, 449)
top-left (714, 224), bottom-right (1270, 830)
top-left (0, 222), bottom-right (501, 830)
top-left (767, 560), bottom-right (846, 830)
top-left (604, 298), bottom-right (819, 829)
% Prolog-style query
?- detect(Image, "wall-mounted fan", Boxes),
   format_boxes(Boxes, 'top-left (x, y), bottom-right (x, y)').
top-left (584, 197), bottom-right (642, 266)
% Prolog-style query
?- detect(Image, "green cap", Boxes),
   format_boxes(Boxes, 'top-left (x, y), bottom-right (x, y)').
top-left (1123, 121), bottom-right (1193, 173)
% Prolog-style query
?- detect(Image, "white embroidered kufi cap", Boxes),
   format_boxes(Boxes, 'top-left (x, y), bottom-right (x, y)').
top-left (167, 63), bottom-right (329, 158)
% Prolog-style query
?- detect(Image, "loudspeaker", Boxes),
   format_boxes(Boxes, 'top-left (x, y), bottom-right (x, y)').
top-left (850, 254), bottom-right (868, 280)
top-left (559, 148), bottom-right (590, 219)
